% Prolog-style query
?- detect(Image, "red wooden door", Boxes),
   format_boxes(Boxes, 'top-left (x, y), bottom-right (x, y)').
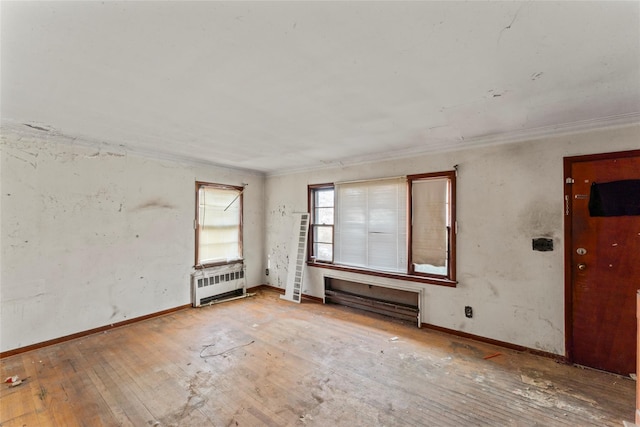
top-left (566, 150), bottom-right (640, 375)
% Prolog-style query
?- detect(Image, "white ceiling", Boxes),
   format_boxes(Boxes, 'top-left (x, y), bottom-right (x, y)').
top-left (2, 1), bottom-right (639, 174)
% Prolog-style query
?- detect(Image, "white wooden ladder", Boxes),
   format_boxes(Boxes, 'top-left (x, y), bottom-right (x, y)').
top-left (281, 213), bottom-right (309, 303)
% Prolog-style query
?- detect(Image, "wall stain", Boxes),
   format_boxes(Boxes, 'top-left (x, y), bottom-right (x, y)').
top-left (487, 281), bottom-right (499, 297)
top-left (6, 152), bottom-right (37, 169)
top-left (23, 123), bottom-right (50, 132)
top-left (531, 71), bottom-right (544, 81)
top-left (84, 150), bottom-right (125, 159)
top-left (134, 199), bottom-right (176, 210)
top-left (105, 151), bottom-right (125, 157)
top-left (517, 198), bottom-right (561, 238)
top-left (110, 305), bottom-right (120, 320)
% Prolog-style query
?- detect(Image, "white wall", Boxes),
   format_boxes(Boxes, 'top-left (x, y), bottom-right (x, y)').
top-left (265, 125), bottom-right (640, 355)
top-left (0, 129), bottom-right (264, 353)
top-left (2, 124), bottom-right (638, 355)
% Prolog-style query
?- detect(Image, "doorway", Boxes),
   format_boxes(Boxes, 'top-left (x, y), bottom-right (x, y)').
top-left (564, 149), bottom-right (640, 375)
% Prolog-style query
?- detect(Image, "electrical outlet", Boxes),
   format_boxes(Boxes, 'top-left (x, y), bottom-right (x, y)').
top-left (265, 268), bottom-right (269, 276)
top-left (465, 306), bottom-right (473, 318)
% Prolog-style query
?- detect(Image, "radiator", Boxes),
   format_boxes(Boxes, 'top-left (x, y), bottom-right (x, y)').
top-left (191, 263), bottom-right (246, 307)
top-left (324, 276), bottom-right (422, 328)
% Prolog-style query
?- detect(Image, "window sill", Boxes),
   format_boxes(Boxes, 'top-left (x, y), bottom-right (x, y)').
top-left (307, 261), bottom-right (457, 288)
top-left (195, 259), bottom-right (244, 270)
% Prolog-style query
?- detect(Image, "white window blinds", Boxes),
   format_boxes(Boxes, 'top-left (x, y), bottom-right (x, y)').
top-left (334, 177), bottom-right (407, 273)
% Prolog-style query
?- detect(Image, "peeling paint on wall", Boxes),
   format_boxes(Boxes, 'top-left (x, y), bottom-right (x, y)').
top-left (265, 125), bottom-right (640, 355)
top-left (1, 133), bottom-right (265, 353)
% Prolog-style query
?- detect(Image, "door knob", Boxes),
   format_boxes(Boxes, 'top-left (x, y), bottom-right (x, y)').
top-left (577, 263), bottom-right (587, 271)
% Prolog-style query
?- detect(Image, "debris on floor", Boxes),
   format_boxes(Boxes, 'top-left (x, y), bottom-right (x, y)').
top-left (390, 336), bottom-right (399, 341)
top-left (300, 414), bottom-right (314, 423)
top-left (38, 385), bottom-right (48, 400)
top-left (4, 375), bottom-right (24, 387)
top-left (483, 352), bottom-right (502, 360)
top-left (630, 373), bottom-right (637, 381)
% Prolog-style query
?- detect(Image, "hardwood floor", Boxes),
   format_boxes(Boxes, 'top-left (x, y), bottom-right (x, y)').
top-left (1, 289), bottom-right (634, 426)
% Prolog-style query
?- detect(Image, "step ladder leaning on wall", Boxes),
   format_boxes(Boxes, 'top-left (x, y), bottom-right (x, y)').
top-left (280, 212), bottom-right (310, 304)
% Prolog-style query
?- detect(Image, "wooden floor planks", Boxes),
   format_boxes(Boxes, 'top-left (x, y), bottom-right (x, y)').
top-left (1, 289), bottom-right (634, 426)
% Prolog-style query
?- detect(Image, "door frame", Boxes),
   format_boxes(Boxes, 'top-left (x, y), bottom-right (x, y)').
top-left (563, 149), bottom-right (640, 363)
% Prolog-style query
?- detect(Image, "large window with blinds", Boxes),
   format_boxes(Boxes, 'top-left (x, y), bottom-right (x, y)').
top-left (195, 182), bottom-right (243, 268)
top-left (335, 177), bottom-right (407, 273)
top-left (308, 171), bottom-right (456, 284)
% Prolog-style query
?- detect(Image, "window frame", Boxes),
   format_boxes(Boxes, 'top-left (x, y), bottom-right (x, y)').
top-left (194, 181), bottom-right (244, 269)
top-left (307, 171), bottom-right (456, 287)
top-left (308, 183), bottom-right (335, 264)
top-left (407, 171), bottom-right (456, 282)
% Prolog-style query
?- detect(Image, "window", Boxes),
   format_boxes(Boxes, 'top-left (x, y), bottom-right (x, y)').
top-left (195, 182), bottom-right (243, 267)
top-left (335, 177), bottom-right (407, 273)
top-left (309, 184), bottom-right (334, 262)
top-left (308, 171), bottom-right (456, 285)
top-left (408, 172), bottom-right (455, 280)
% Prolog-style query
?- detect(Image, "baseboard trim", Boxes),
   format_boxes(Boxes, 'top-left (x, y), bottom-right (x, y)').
top-left (421, 322), bottom-right (568, 363)
top-left (0, 304), bottom-right (191, 359)
top-left (2, 290), bottom-right (563, 364)
top-left (247, 284), bottom-right (324, 303)
top-left (251, 285), bottom-right (565, 361)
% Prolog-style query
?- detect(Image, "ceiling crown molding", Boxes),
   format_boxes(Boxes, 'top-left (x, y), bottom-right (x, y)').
top-left (267, 112), bottom-right (640, 177)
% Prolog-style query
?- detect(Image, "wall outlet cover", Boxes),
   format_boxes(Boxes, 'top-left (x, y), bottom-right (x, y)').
top-left (465, 306), bottom-right (473, 318)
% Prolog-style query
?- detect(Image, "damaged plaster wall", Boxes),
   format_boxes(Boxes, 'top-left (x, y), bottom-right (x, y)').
top-left (0, 129), bottom-right (264, 353)
top-left (264, 124), bottom-right (640, 355)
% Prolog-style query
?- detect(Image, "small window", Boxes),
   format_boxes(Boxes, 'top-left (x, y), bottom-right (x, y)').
top-left (309, 185), bottom-right (334, 262)
top-left (195, 182), bottom-right (243, 267)
top-left (408, 171), bottom-right (455, 280)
